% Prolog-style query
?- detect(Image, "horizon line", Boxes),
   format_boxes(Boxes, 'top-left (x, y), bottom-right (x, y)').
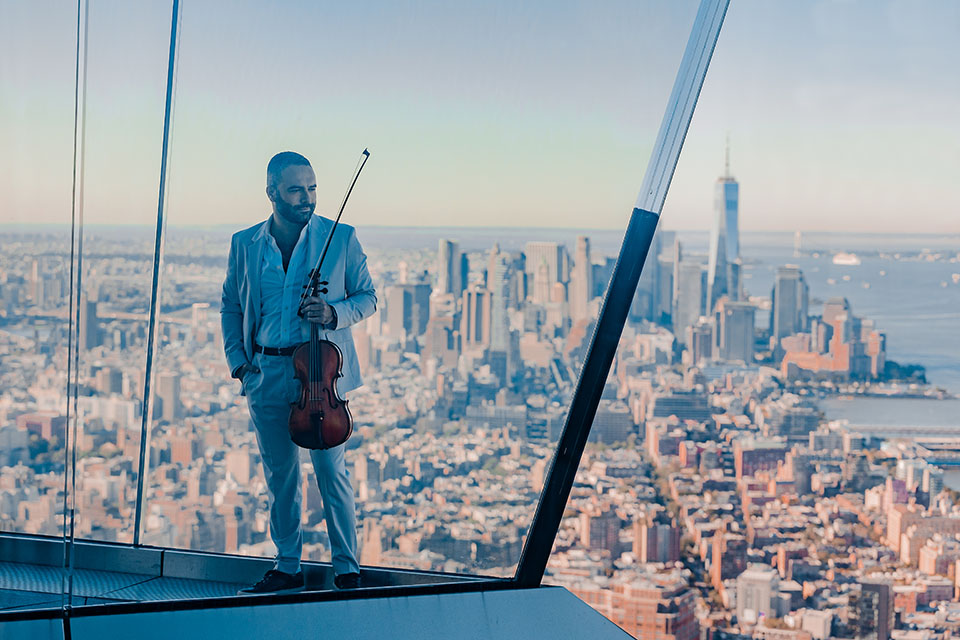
top-left (1, 222), bottom-right (957, 238)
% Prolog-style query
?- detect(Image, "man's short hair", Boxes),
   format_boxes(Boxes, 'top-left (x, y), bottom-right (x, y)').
top-left (267, 151), bottom-right (311, 188)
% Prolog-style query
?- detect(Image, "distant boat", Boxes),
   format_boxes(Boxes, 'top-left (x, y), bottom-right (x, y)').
top-left (833, 252), bottom-right (861, 266)
top-left (953, 273), bottom-right (959, 284)
top-left (827, 278), bottom-right (836, 285)
top-left (879, 270), bottom-right (887, 276)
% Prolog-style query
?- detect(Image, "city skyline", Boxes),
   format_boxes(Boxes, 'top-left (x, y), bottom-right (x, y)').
top-left (3, 201), bottom-right (960, 630)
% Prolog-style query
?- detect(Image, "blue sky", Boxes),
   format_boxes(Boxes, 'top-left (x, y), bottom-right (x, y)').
top-left (1, 0), bottom-right (958, 233)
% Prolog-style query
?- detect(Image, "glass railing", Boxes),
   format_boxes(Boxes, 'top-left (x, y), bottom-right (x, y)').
top-left (0, 0), bottom-right (706, 589)
top-left (3, 2), bottom-right (853, 632)
top-left (0, 0), bottom-right (77, 538)
top-left (141, 0), bottom-right (699, 579)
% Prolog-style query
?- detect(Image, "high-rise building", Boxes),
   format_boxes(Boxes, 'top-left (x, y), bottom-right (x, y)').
top-left (714, 298), bottom-right (755, 363)
top-left (532, 258), bottom-right (551, 304)
top-left (655, 231), bottom-right (676, 325)
top-left (385, 283), bottom-right (431, 339)
top-left (424, 314), bottom-right (460, 369)
top-left (923, 466), bottom-right (945, 498)
top-left (822, 296), bottom-right (853, 343)
top-left (673, 260), bottom-right (704, 345)
top-left (771, 265), bottom-right (809, 348)
top-left (707, 143), bottom-right (740, 312)
top-left (487, 251), bottom-right (513, 351)
top-left (437, 239), bottom-right (466, 299)
top-left (460, 284), bottom-right (491, 348)
top-left (633, 230), bottom-right (663, 323)
top-left (711, 522), bottom-right (748, 588)
top-left (734, 438), bottom-right (789, 480)
top-left (79, 293), bottom-right (101, 350)
top-left (569, 236), bottom-right (593, 322)
top-left (524, 241), bottom-right (565, 292)
top-left (851, 580), bottom-right (893, 640)
top-left (634, 519), bottom-right (682, 564)
top-left (687, 318), bottom-right (714, 365)
top-left (580, 506), bottom-right (622, 555)
top-left (156, 372), bottom-right (182, 423)
top-left (736, 564), bottom-right (781, 624)
top-left (28, 258), bottom-right (40, 303)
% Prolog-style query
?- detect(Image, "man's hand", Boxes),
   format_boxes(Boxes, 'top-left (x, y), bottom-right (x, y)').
top-left (233, 363), bottom-right (260, 380)
top-left (301, 296), bottom-right (335, 326)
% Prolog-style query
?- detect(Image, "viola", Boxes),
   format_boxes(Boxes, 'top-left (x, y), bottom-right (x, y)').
top-left (288, 149), bottom-right (370, 450)
top-left (289, 287), bottom-right (352, 450)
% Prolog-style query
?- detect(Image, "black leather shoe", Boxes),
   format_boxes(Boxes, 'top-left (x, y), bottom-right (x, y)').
top-left (238, 569), bottom-right (305, 595)
top-left (334, 572), bottom-right (361, 590)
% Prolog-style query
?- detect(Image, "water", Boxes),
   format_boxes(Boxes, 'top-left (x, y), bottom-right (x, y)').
top-left (821, 397), bottom-right (960, 430)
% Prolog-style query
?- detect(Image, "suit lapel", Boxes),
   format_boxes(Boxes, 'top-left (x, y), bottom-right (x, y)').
top-left (247, 220), bottom-right (268, 317)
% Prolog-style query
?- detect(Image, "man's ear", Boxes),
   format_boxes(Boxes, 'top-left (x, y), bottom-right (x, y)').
top-left (266, 185), bottom-right (276, 203)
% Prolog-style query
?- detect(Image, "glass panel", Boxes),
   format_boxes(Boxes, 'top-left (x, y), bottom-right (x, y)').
top-left (547, 2), bottom-right (960, 635)
top-left (63, 1), bottom-right (173, 547)
top-left (0, 3), bottom-right (77, 539)
top-left (0, 0), bottom-right (81, 614)
top-left (147, 0), bottom-right (698, 579)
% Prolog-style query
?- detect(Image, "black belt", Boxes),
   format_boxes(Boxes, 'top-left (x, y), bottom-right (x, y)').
top-left (254, 343), bottom-right (298, 356)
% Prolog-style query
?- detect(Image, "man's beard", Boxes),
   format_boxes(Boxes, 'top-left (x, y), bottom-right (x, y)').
top-left (276, 198), bottom-right (314, 225)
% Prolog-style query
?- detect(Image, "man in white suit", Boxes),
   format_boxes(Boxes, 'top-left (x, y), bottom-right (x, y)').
top-left (220, 151), bottom-right (376, 594)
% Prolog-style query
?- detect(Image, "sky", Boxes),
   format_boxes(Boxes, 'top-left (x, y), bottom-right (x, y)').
top-left (1, 0), bottom-right (958, 233)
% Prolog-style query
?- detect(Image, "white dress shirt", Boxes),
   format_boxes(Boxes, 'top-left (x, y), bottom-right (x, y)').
top-left (255, 222), bottom-right (311, 349)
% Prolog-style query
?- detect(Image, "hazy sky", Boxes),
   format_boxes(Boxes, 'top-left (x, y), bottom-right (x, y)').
top-left (2, 0), bottom-right (958, 233)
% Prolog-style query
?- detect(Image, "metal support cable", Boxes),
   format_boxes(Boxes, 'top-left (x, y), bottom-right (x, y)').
top-left (61, 0), bottom-right (89, 611)
top-left (134, 0), bottom-right (183, 547)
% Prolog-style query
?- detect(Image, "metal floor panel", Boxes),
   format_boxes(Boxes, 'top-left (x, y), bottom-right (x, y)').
top-left (0, 562), bottom-right (147, 597)
top-left (102, 575), bottom-right (245, 601)
top-left (0, 561), bottom-right (243, 613)
top-left (0, 589), bottom-right (60, 611)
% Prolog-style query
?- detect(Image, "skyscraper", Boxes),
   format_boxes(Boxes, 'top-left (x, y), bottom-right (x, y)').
top-left (633, 230), bottom-right (663, 323)
top-left (736, 564), bottom-right (781, 624)
top-left (851, 580), bottom-right (893, 640)
top-left (487, 251), bottom-right (512, 351)
top-left (715, 298), bottom-right (755, 363)
top-left (437, 239), bottom-right (465, 299)
top-left (533, 259), bottom-right (551, 304)
top-left (79, 293), bottom-right (101, 350)
top-left (673, 258), bottom-right (704, 346)
top-left (771, 265), bottom-right (809, 349)
top-left (156, 372), bottom-right (182, 423)
top-left (707, 142), bottom-right (740, 312)
top-left (461, 284), bottom-right (491, 348)
top-left (569, 236), bottom-right (593, 323)
top-left (524, 241), bottom-right (565, 293)
top-left (385, 283), bottom-right (431, 339)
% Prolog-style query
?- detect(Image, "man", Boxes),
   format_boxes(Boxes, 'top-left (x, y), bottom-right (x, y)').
top-left (220, 151), bottom-right (377, 594)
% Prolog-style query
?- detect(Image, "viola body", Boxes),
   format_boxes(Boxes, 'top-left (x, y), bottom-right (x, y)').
top-left (289, 338), bottom-right (353, 449)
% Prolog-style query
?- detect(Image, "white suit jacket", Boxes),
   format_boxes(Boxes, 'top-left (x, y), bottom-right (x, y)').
top-left (220, 214), bottom-right (377, 394)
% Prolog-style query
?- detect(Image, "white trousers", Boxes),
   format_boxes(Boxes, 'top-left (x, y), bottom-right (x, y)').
top-left (243, 351), bottom-right (359, 576)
